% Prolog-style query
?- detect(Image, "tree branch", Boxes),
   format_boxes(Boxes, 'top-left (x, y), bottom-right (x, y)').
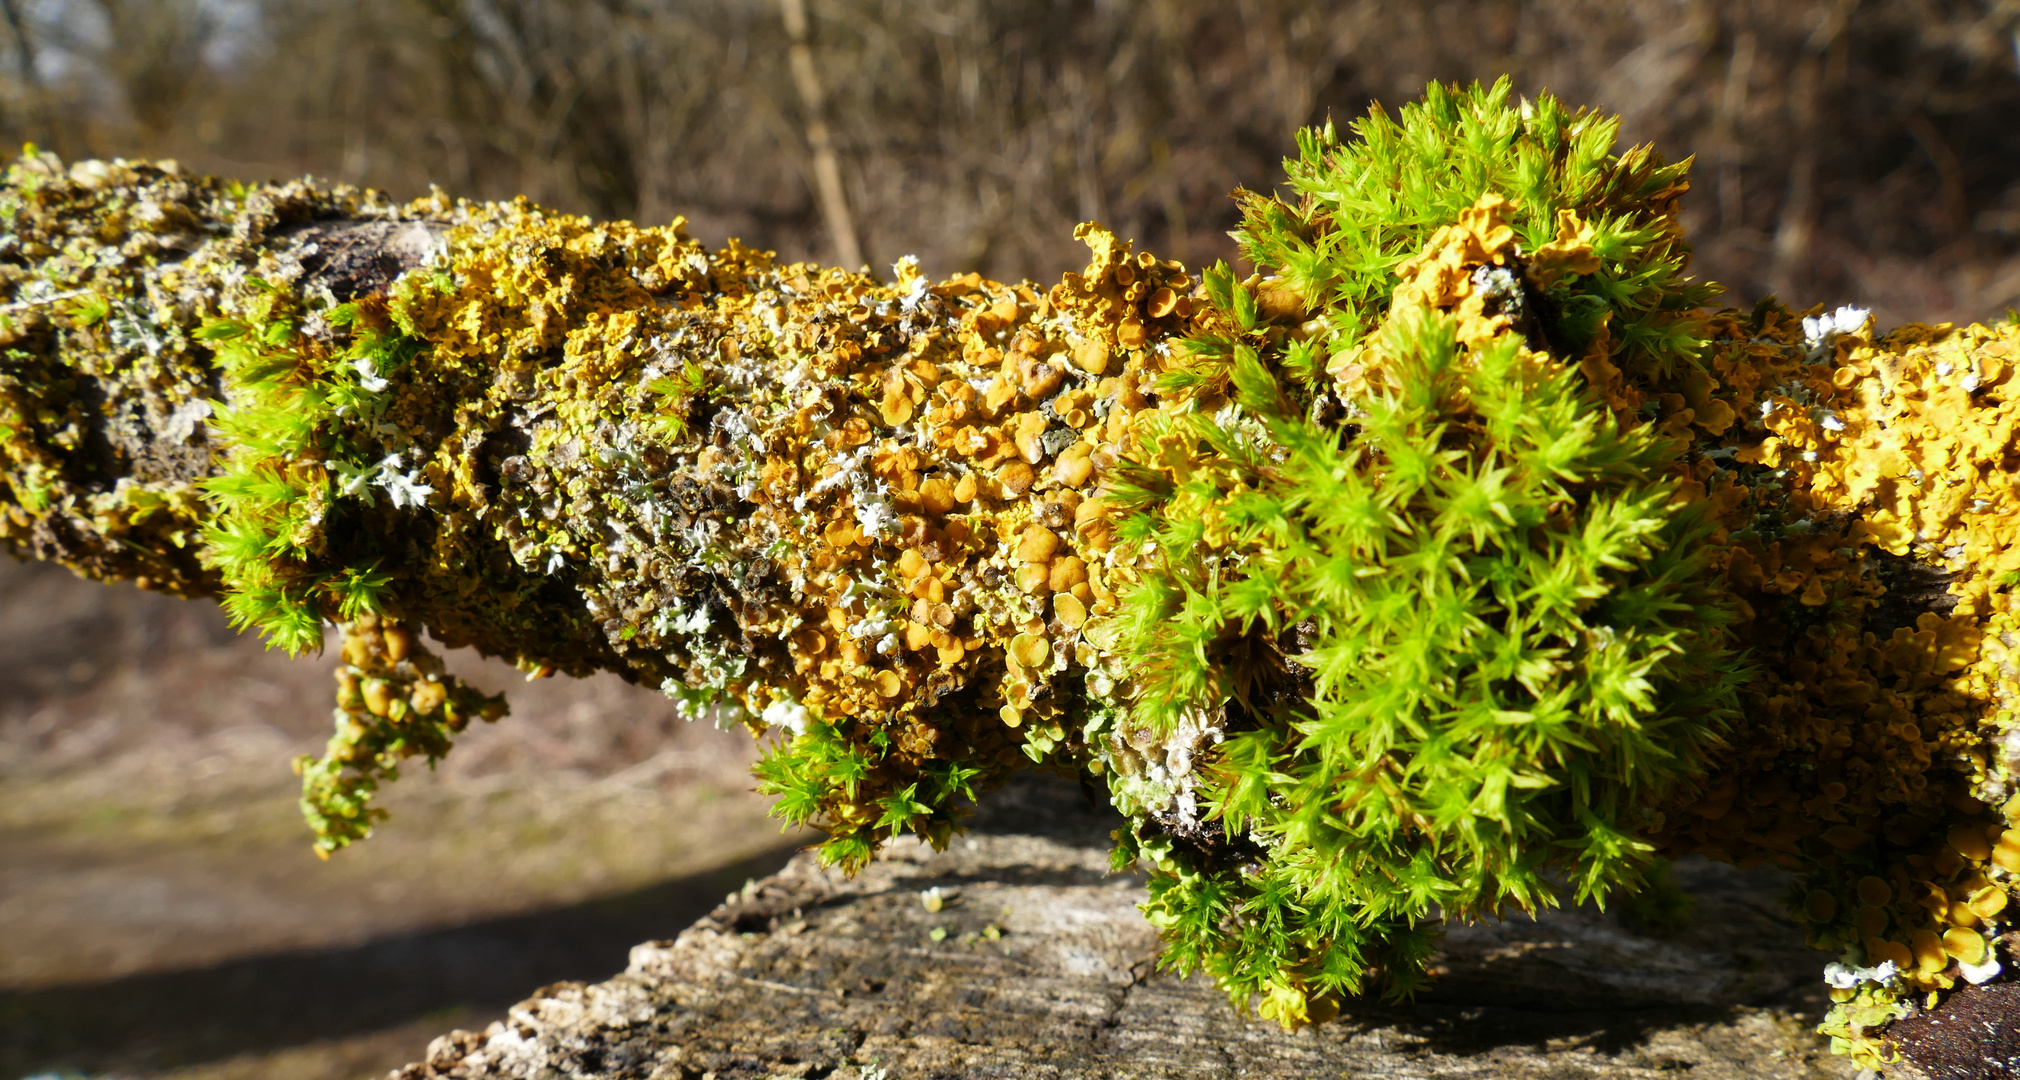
top-left (4, 81), bottom-right (2020, 1072)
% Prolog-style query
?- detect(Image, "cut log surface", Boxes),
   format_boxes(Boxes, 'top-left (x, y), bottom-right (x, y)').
top-left (392, 778), bottom-right (1859, 1080)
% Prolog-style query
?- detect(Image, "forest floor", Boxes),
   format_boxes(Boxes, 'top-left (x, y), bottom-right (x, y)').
top-left (0, 557), bottom-right (806, 1079)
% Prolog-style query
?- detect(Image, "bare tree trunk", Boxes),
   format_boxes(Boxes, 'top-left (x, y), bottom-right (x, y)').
top-left (781, 0), bottom-right (865, 270)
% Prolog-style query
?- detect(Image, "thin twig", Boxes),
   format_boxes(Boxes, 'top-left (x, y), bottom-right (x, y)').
top-left (0, 288), bottom-right (89, 315)
top-left (780, 0), bottom-right (864, 271)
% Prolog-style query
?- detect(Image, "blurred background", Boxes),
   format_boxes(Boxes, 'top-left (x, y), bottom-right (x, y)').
top-left (0, 0), bottom-right (2014, 320)
top-left (7, 0), bottom-right (2020, 1077)
top-left (0, 553), bottom-right (795, 1080)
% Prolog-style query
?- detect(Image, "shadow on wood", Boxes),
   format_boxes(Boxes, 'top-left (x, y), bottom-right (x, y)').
top-left (394, 775), bottom-right (1860, 1079)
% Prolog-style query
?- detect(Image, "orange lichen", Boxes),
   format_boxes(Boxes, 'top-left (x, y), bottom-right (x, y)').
top-left (365, 198), bottom-right (1205, 831)
top-left (1598, 305), bottom-right (2020, 1038)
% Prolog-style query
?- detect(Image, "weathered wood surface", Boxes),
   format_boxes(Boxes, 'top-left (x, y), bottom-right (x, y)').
top-left (393, 778), bottom-right (1863, 1080)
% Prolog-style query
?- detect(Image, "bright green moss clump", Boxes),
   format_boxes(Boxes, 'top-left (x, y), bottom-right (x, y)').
top-left (197, 289), bottom-right (413, 652)
top-left (1099, 80), bottom-right (1747, 1024)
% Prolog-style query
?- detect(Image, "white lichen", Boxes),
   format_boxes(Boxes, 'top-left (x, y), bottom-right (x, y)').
top-left (1803, 305), bottom-right (1870, 360)
top-left (760, 695), bottom-right (810, 736)
top-left (1823, 959), bottom-right (1898, 989)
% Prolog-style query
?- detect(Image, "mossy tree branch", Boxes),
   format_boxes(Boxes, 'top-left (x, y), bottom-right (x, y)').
top-left (5, 80), bottom-right (2020, 1071)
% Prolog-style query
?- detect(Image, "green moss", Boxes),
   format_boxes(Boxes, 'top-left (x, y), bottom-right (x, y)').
top-left (194, 284), bottom-right (445, 654)
top-left (1097, 78), bottom-right (1747, 1024)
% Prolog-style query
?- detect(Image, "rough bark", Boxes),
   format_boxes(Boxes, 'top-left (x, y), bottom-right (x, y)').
top-left (390, 776), bottom-right (1859, 1080)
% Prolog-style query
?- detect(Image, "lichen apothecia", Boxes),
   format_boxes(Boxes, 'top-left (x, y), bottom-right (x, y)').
top-left (7, 79), bottom-right (2020, 1071)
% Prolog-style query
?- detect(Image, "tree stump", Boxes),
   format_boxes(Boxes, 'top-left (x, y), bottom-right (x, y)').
top-left (393, 777), bottom-right (1859, 1080)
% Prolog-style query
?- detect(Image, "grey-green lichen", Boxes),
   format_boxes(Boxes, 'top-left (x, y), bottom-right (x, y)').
top-left (0, 150), bottom-right (450, 595)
